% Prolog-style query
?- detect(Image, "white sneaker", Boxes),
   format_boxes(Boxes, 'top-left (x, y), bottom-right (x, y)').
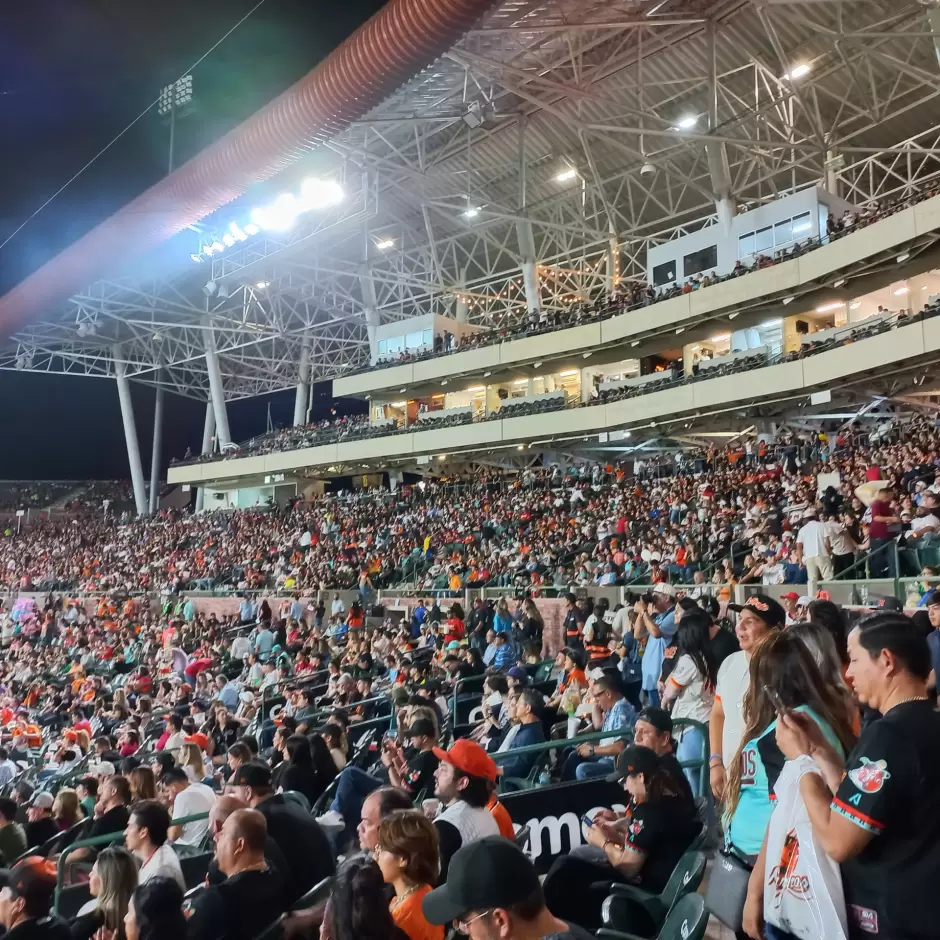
top-left (316, 810), bottom-right (345, 829)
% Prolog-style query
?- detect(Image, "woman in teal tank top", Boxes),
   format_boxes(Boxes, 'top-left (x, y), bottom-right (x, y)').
top-left (724, 632), bottom-right (858, 859)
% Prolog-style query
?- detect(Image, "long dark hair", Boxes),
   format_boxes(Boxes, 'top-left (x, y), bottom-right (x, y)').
top-left (674, 612), bottom-right (718, 690)
top-left (285, 734), bottom-right (313, 768)
top-left (328, 856), bottom-right (405, 940)
top-left (309, 734), bottom-right (339, 785)
top-left (132, 877), bottom-right (187, 940)
top-left (726, 631), bottom-right (857, 818)
top-left (807, 600), bottom-right (848, 665)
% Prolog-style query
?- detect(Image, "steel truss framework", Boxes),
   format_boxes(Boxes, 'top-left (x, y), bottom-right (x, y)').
top-left (5, 0), bottom-right (940, 404)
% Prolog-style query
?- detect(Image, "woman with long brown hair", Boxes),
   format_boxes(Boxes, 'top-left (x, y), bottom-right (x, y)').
top-left (724, 631), bottom-right (857, 864)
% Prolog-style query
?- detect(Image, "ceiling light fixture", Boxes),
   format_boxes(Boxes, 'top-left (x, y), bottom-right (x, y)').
top-left (816, 301), bottom-right (845, 313)
top-left (376, 239), bottom-right (395, 251)
top-left (784, 63), bottom-right (811, 81)
top-left (675, 115), bottom-right (698, 130)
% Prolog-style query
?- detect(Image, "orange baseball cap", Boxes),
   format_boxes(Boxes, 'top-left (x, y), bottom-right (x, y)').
top-left (432, 739), bottom-right (497, 782)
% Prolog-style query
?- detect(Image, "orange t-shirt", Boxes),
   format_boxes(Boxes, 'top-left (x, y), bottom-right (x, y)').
top-left (391, 884), bottom-right (444, 940)
top-left (487, 795), bottom-right (515, 840)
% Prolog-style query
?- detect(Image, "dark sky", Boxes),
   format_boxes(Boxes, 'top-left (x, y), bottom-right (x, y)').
top-left (0, 0), bottom-right (383, 480)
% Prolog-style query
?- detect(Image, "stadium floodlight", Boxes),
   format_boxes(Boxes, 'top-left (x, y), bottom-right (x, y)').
top-left (376, 238), bottom-right (395, 251)
top-left (191, 177), bottom-right (343, 261)
top-left (300, 178), bottom-right (344, 210)
top-left (555, 167), bottom-right (578, 182)
top-left (463, 207), bottom-right (481, 219)
top-left (157, 76), bottom-right (193, 117)
top-left (251, 194), bottom-right (299, 232)
top-left (256, 281), bottom-right (270, 289)
top-left (157, 76), bottom-right (193, 173)
top-left (674, 115), bottom-right (698, 130)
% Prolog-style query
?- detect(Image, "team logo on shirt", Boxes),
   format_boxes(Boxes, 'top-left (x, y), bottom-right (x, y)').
top-left (628, 819), bottom-right (644, 837)
top-left (848, 757), bottom-right (890, 794)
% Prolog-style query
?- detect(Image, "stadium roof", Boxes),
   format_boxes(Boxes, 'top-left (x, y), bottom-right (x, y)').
top-left (3, 0), bottom-right (940, 401)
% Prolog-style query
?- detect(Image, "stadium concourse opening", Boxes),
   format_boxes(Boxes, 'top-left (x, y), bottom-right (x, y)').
top-left (2, 1), bottom-right (940, 939)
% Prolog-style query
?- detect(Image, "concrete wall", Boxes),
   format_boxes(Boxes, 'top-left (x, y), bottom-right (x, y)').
top-left (170, 316), bottom-right (935, 487)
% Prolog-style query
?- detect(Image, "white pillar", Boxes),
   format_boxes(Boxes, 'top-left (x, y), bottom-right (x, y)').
top-left (203, 319), bottom-right (231, 447)
top-left (517, 219), bottom-right (540, 315)
top-left (293, 337), bottom-right (312, 427)
top-left (455, 267), bottom-right (469, 322)
top-left (113, 346), bottom-right (147, 516)
top-left (606, 225), bottom-right (619, 295)
top-left (580, 368), bottom-right (596, 404)
top-left (148, 379), bottom-right (164, 514)
top-left (195, 402), bottom-right (215, 513)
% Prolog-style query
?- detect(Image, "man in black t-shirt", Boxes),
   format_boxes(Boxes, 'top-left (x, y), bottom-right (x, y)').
top-left (771, 616), bottom-right (940, 940)
top-left (423, 837), bottom-right (594, 940)
top-left (382, 718), bottom-right (439, 799)
top-left (184, 808), bottom-right (283, 940)
top-left (23, 795), bottom-right (58, 852)
top-left (232, 762), bottom-right (334, 903)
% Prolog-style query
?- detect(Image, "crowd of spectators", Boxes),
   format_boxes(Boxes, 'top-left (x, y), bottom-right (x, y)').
top-left (10, 410), bottom-right (940, 605)
top-left (181, 291), bottom-right (940, 469)
top-left (0, 524), bottom-right (935, 940)
top-left (352, 182), bottom-right (940, 376)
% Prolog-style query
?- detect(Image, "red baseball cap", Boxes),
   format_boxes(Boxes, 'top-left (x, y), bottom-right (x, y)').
top-left (433, 739), bottom-right (497, 782)
top-left (781, 592), bottom-right (800, 601)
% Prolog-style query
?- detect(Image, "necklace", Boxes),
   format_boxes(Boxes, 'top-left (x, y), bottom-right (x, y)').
top-left (887, 694), bottom-right (929, 712)
top-left (391, 885), bottom-right (420, 909)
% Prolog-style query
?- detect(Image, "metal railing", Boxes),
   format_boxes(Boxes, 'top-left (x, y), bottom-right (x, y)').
top-left (54, 811), bottom-right (210, 912)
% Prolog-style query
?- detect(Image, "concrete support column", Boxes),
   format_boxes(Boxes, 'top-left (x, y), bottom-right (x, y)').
top-left (825, 150), bottom-right (842, 198)
top-left (360, 266), bottom-right (381, 363)
top-left (148, 378), bottom-right (164, 514)
top-left (203, 318), bottom-right (231, 448)
top-left (293, 336), bottom-right (312, 427)
top-left (195, 402), bottom-right (215, 513)
top-left (517, 219), bottom-right (540, 315)
top-left (455, 267), bottom-right (469, 323)
top-left (581, 368), bottom-right (597, 404)
top-left (606, 224), bottom-right (619, 295)
top-left (113, 345), bottom-right (147, 516)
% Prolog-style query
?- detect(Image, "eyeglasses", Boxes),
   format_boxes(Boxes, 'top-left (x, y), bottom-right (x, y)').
top-left (453, 911), bottom-right (493, 933)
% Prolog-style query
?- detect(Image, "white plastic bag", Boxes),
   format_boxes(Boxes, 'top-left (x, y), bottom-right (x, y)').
top-left (763, 755), bottom-right (848, 940)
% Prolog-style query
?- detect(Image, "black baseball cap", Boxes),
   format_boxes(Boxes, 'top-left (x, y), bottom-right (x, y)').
top-left (635, 706), bottom-right (672, 735)
top-left (926, 590), bottom-right (940, 607)
top-left (0, 857), bottom-right (58, 917)
top-left (403, 718), bottom-right (436, 738)
top-left (422, 837), bottom-right (540, 925)
top-left (606, 745), bottom-right (661, 783)
top-left (727, 593), bottom-right (786, 628)
top-left (231, 760), bottom-right (272, 788)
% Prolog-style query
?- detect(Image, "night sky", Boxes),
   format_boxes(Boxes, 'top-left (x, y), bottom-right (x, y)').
top-left (0, 0), bottom-right (384, 480)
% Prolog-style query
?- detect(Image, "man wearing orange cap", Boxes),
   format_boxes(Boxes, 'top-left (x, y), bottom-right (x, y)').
top-left (429, 739), bottom-right (501, 878)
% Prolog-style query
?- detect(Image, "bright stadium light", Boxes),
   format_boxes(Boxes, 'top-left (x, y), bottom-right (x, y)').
top-left (675, 115), bottom-right (698, 130)
top-left (251, 194), bottom-right (299, 232)
top-left (463, 207), bottom-right (481, 219)
top-left (376, 239), bottom-right (395, 251)
top-left (193, 178), bottom-right (345, 261)
top-left (555, 167), bottom-right (578, 182)
top-left (784, 63), bottom-right (811, 81)
top-left (300, 177), bottom-right (344, 210)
